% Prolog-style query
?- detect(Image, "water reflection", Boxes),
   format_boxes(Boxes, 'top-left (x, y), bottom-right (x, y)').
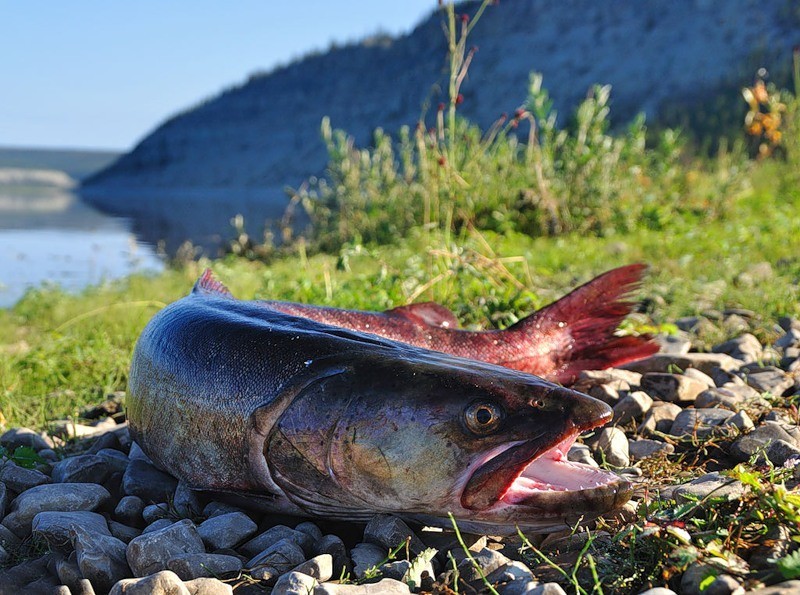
top-left (0, 188), bottom-right (163, 308)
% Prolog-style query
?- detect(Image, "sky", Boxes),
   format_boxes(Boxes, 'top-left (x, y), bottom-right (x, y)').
top-left (1, 1), bottom-right (436, 151)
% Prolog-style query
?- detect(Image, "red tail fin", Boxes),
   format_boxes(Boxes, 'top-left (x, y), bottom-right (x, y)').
top-left (193, 269), bottom-right (233, 298)
top-left (511, 264), bottom-right (658, 384)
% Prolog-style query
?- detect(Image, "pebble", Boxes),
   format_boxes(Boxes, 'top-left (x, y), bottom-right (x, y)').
top-left (246, 537), bottom-right (306, 582)
top-left (184, 577), bottom-right (233, 594)
top-left (0, 459), bottom-right (51, 492)
top-left (673, 472), bottom-right (748, 503)
top-left (628, 438), bottom-right (674, 460)
top-left (271, 570), bottom-right (320, 594)
top-left (725, 410), bottom-right (755, 432)
top-left (655, 334), bottom-right (692, 355)
top-left (612, 390), bottom-right (653, 425)
top-left (197, 511), bottom-right (258, 550)
top-left (681, 562), bottom-right (744, 595)
top-left (122, 459), bottom-right (178, 503)
top-left (166, 552), bottom-right (243, 580)
top-left (240, 524), bottom-right (315, 558)
top-left (694, 386), bottom-right (765, 410)
top-left (669, 408), bottom-right (735, 439)
top-left (567, 442), bottom-right (599, 467)
top-left (109, 570), bottom-right (189, 595)
top-left (115, 495), bottom-right (146, 527)
top-left (364, 514), bottom-right (427, 557)
top-left (109, 519), bottom-right (142, 543)
top-left (573, 369), bottom-right (642, 391)
top-left (96, 448), bottom-right (131, 474)
top-left (315, 533), bottom-right (350, 577)
top-left (1, 482), bottom-right (111, 537)
top-left (637, 589), bottom-right (678, 595)
top-left (144, 518), bottom-right (175, 534)
top-left (588, 382), bottom-right (623, 404)
top-left (0, 427), bottom-right (52, 451)
top-left (294, 520), bottom-right (323, 542)
top-left (291, 553), bottom-right (334, 581)
top-left (173, 480), bottom-right (204, 518)
top-left (126, 518), bottom-right (206, 577)
top-left (730, 422), bottom-right (799, 463)
top-left (682, 367), bottom-right (715, 388)
top-left (641, 373), bottom-right (707, 403)
top-left (31, 510), bottom-right (110, 551)
top-left (712, 333), bottom-right (762, 363)
top-left (350, 541), bottom-right (386, 578)
top-left (73, 524), bottom-right (132, 592)
top-left (314, 578), bottom-right (411, 594)
top-left (775, 328), bottom-right (800, 349)
top-left (589, 427), bottom-right (630, 467)
top-left (638, 402), bottom-right (682, 435)
top-left (142, 502), bottom-right (171, 524)
top-left (622, 352), bottom-right (741, 375)
top-left (744, 368), bottom-right (795, 395)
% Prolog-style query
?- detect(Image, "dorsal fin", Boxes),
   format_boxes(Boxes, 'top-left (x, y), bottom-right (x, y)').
top-left (386, 302), bottom-right (460, 329)
top-left (193, 269), bottom-right (233, 297)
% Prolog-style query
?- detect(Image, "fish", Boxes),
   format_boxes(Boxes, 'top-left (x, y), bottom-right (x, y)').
top-left (196, 263), bottom-right (657, 385)
top-left (128, 276), bottom-right (633, 534)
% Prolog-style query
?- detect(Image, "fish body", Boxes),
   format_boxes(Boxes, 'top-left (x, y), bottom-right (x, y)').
top-left (199, 264), bottom-right (657, 385)
top-left (128, 279), bottom-right (632, 534)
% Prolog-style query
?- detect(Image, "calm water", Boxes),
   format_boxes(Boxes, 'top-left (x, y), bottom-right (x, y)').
top-left (0, 187), bottom-right (163, 308)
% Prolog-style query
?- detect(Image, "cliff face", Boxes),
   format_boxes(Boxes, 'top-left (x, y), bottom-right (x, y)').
top-left (81, 0), bottom-right (798, 252)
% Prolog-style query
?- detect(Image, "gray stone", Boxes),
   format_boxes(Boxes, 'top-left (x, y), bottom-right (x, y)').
top-left (126, 518), bottom-right (205, 577)
top-left (641, 373), bottom-right (707, 403)
top-left (741, 581), bottom-right (800, 595)
top-left (775, 328), bottom-right (800, 349)
top-left (638, 402), bottom-right (683, 435)
top-left (128, 442), bottom-right (152, 462)
top-left (51, 454), bottom-right (113, 484)
top-left (201, 501), bottom-right (246, 518)
top-left (73, 524), bottom-right (132, 593)
top-left (526, 584), bottom-right (568, 595)
top-left (457, 547), bottom-right (512, 583)
top-left (364, 514), bottom-right (426, 557)
top-left (730, 422), bottom-right (799, 463)
top-left (247, 537), bottom-right (306, 582)
top-left (108, 519), bottom-right (142, 543)
top-left (573, 369), bottom-right (642, 391)
top-left (350, 541), bottom-right (386, 578)
top-left (486, 560), bottom-right (535, 585)
top-left (749, 525), bottom-right (793, 571)
top-left (173, 480), bottom-right (204, 518)
top-left (694, 386), bottom-right (767, 411)
top-left (380, 559), bottom-right (411, 580)
top-left (682, 368), bottom-right (715, 388)
top-left (669, 408), bottom-right (735, 439)
top-left (724, 411), bottom-right (755, 432)
top-left (315, 533), bottom-right (349, 578)
top-left (96, 448), bottom-right (130, 474)
top-left (766, 439), bottom-right (800, 466)
top-left (673, 472), bottom-right (748, 504)
top-left (294, 521), bottom-right (323, 542)
top-left (142, 502), bottom-right (171, 524)
top-left (567, 442), bottom-right (598, 467)
top-left (109, 570), bottom-right (190, 595)
top-left (313, 578), bottom-right (411, 594)
top-left (115, 495), bottom-right (146, 527)
top-left (184, 577), bottom-right (233, 595)
top-left (197, 511), bottom-right (257, 550)
top-left (0, 522), bottom-right (21, 548)
top-left (705, 574), bottom-right (744, 595)
top-left (0, 427), bottom-right (52, 451)
top-left (655, 334), bottom-right (692, 355)
top-left (122, 459), bottom-right (178, 503)
top-left (745, 368), bottom-right (794, 395)
top-left (628, 438), bottom-right (674, 460)
top-left (271, 570), bottom-right (319, 594)
top-left (613, 391), bottom-right (653, 425)
top-left (240, 524), bottom-right (315, 558)
top-left (0, 460), bottom-right (51, 492)
top-left (680, 562), bottom-right (743, 595)
top-left (588, 383), bottom-right (622, 404)
top-left (56, 555), bottom-right (84, 592)
top-left (712, 333), bottom-right (762, 363)
top-left (32, 510), bottom-right (110, 550)
top-left (590, 427), bottom-right (629, 467)
top-left (622, 353), bottom-right (741, 375)
top-left (167, 552), bottom-right (243, 580)
top-left (143, 518), bottom-right (175, 534)
top-left (1, 482), bottom-right (111, 537)
top-left (292, 553), bottom-right (333, 581)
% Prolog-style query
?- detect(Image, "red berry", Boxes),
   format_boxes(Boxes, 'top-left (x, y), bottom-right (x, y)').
top-left (456, 93), bottom-right (464, 105)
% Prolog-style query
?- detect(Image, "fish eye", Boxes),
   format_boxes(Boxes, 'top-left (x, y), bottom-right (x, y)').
top-left (464, 401), bottom-right (504, 435)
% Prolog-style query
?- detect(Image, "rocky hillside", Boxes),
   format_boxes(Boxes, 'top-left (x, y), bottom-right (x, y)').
top-left (81, 0), bottom-right (799, 252)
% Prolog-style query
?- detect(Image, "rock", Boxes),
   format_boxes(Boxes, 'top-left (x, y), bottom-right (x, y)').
top-left (573, 369), bottom-right (642, 392)
top-left (173, 480), bottom-right (204, 518)
top-left (457, 547), bottom-right (512, 583)
top-left (240, 524), bottom-right (315, 558)
top-left (682, 367), bottom-right (715, 388)
top-left (183, 577), bottom-right (233, 595)
top-left (775, 328), bottom-right (800, 349)
top-left (126, 518), bottom-right (206, 577)
top-left (73, 524), bottom-right (132, 593)
top-left (628, 438), bottom-right (674, 460)
top-left (201, 501), bottom-right (245, 518)
top-left (638, 402), bottom-right (683, 435)
top-left (486, 560), bottom-right (535, 585)
top-left (749, 525), bottom-right (793, 570)
top-left (622, 353), bottom-right (741, 375)
top-left (350, 542), bottom-right (386, 578)
top-left (705, 574), bottom-right (744, 595)
top-left (313, 578), bottom-right (411, 594)
top-left (655, 334), bottom-right (692, 355)
top-left (315, 533), bottom-right (350, 578)
top-left (294, 521), bottom-right (323, 542)
top-left (109, 570), bottom-right (190, 595)
top-left (525, 584), bottom-right (568, 595)
top-left (96, 448), bottom-right (131, 474)
top-left (724, 411), bottom-right (755, 432)
top-left (115, 495), bottom-right (146, 527)
top-left (613, 391), bottom-right (653, 425)
top-left (271, 570), bottom-right (319, 594)
top-left (122, 459), bottom-right (178, 503)
top-left (588, 383), bottom-right (622, 404)
top-left (0, 460), bottom-right (51, 492)
top-left (128, 442), bottom-right (152, 463)
top-left (669, 408), bottom-right (735, 439)
top-left (0, 427), bottom-right (52, 451)
top-left (32, 510), bottom-right (110, 550)
top-left (712, 333), bottom-right (762, 363)
top-left (730, 422), bottom-right (799, 463)
top-left (0, 553), bottom-right (56, 593)
top-left (744, 368), bottom-right (794, 395)
top-left (694, 386), bottom-right (767, 411)
top-left (142, 502), bottom-right (171, 524)
top-left (167, 552), bottom-right (243, 580)
top-left (567, 442), bottom-right (598, 467)
top-left (109, 519), bottom-right (142, 543)
top-left (641, 373), bottom-right (707, 403)
top-left (246, 537), bottom-right (306, 582)
top-left (589, 427), bottom-right (629, 467)
top-left (56, 555), bottom-right (84, 592)
top-left (364, 514), bottom-right (426, 557)
top-left (0, 522), bottom-right (21, 548)
top-left (51, 454), bottom-right (113, 484)
top-left (144, 518), bottom-right (175, 534)
top-left (766, 439), bottom-right (800, 466)
top-left (380, 559), bottom-right (411, 580)
top-left (742, 581), bottom-right (800, 595)
top-left (292, 553), bottom-right (333, 581)
top-left (197, 511), bottom-right (257, 550)
top-left (681, 562), bottom-right (744, 595)
top-left (673, 472), bottom-right (748, 504)
top-left (1, 482), bottom-right (111, 537)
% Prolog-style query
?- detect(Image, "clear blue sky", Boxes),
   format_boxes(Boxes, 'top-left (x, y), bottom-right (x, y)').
top-left (1, 1), bottom-right (436, 151)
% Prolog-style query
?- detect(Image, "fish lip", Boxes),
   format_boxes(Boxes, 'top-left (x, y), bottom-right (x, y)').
top-left (461, 407), bottom-right (627, 513)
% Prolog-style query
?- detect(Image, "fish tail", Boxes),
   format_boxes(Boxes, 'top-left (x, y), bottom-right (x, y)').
top-left (193, 269), bottom-right (233, 297)
top-left (513, 264), bottom-right (658, 384)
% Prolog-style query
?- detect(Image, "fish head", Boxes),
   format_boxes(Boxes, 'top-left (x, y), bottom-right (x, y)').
top-left (265, 348), bottom-right (631, 532)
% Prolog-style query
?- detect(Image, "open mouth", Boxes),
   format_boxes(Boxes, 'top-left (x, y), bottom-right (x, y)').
top-left (461, 430), bottom-right (631, 514)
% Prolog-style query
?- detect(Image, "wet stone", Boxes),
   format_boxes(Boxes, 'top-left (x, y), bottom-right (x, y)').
top-left (126, 518), bottom-right (205, 577)
top-left (350, 541), bottom-right (386, 578)
top-left (122, 458), bottom-right (178, 503)
top-left (247, 537), bottom-right (306, 582)
top-left (73, 524), bottom-right (132, 593)
top-left (2, 482), bottom-right (111, 537)
top-left (628, 438), bottom-right (674, 460)
top-left (197, 511), bottom-right (257, 550)
top-left (32, 510), bottom-right (110, 551)
top-left (673, 472), bottom-right (748, 504)
top-left (638, 402), bottom-right (683, 435)
top-left (167, 552), bottom-right (243, 580)
top-left (0, 459), bottom-right (51, 492)
top-left (109, 570), bottom-right (189, 595)
top-left (712, 333), bottom-right (762, 363)
top-left (670, 408), bottom-right (735, 439)
top-left (240, 524), bottom-right (315, 558)
top-left (612, 391), bottom-right (653, 425)
top-left (0, 427), bottom-right (52, 451)
top-left (641, 373), bottom-right (707, 403)
top-left (364, 514), bottom-right (427, 557)
top-left (271, 570), bottom-right (319, 594)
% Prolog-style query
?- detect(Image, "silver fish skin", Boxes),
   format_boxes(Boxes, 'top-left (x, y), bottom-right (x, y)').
top-left (128, 283), bottom-right (631, 533)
